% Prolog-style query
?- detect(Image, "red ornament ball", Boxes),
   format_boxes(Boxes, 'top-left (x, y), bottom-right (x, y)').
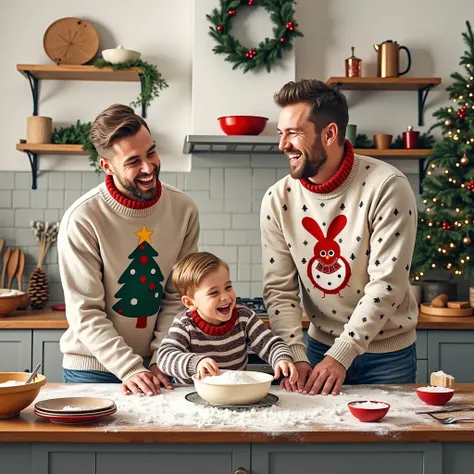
top-left (245, 48), bottom-right (257, 59)
top-left (140, 256), bottom-right (149, 264)
top-left (148, 283), bottom-right (155, 290)
top-left (228, 9), bottom-right (236, 16)
top-left (139, 244), bottom-right (145, 250)
top-left (280, 37), bottom-right (286, 43)
top-left (217, 25), bottom-right (224, 32)
top-left (248, 0), bottom-right (254, 4)
top-left (467, 181), bottom-right (474, 192)
top-left (441, 221), bottom-right (452, 230)
top-left (140, 275), bottom-right (147, 283)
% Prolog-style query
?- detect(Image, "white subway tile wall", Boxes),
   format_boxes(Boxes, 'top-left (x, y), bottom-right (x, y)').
top-left (0, 157), bottom-right (422, 304)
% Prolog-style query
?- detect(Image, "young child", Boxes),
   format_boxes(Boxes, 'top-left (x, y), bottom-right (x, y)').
top-left (157, 251), bottom-right (297, 384)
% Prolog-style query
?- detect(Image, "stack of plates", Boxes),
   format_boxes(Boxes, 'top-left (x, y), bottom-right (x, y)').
top-left (34, 397), bottom-right (117, 424)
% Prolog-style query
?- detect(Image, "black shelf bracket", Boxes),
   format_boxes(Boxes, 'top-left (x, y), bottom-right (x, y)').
top-left (138, 73), bottom-right (147, 118)
top-left (418, 85), bottom-right (433, 127)
top-left (23, 151), bottom-right (39, 190)
top-left (24, 71), bottom-right (39, 116)
top-left (419, 157), bottom-right (434, 194)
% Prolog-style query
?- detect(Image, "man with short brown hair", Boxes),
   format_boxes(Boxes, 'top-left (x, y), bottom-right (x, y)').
top-left (261, 79), bottom-right (419, 395)
top-left (58, 104), bottom-right (200, 396)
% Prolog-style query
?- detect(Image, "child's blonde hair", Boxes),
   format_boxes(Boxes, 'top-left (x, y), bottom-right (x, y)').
top-left (171, 252), bottom-right (229, 297)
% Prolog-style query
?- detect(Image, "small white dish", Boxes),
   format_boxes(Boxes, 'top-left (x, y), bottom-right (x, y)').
top-left (102, 45), bottom-right (141, 63)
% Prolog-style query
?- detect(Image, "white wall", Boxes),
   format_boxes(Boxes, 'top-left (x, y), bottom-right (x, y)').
top-left (0, 0), bottom-right (472, 174)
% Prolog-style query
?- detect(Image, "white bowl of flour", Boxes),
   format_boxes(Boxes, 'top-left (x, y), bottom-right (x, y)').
top-left (192, 370), bottom-right (273, 405)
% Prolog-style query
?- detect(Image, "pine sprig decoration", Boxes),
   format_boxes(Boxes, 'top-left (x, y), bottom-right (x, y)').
top-left (411, 21), bottom-right (474, 280)
top-left (94, 58), bottom-right (169, 111)
top-left (51, 121), bottom-right (101, 173)
top-left (207, 0), bottom-right (303, 73)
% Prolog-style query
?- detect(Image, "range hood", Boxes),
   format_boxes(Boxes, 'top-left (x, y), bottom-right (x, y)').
top-left (183, 135), bottom-right (281, 154)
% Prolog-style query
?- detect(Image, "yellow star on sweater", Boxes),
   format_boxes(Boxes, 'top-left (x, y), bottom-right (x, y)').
top-left (135, 225), bottom-right (154, 244)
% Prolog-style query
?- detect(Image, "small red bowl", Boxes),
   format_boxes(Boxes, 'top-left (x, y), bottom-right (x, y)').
top-left (348, 401), bottom-right (391, 422)
top-left (415, 387), bottom-right (455, 406)
top-left (218, 115), bottom-right (268, 135)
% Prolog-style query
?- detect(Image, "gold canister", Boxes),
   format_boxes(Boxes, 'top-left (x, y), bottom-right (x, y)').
top-left (27, 116), bottom-right (52, 144)
top-left (374, 133), bottom-right (393, 149)
top-left (345, 46), bottom-right (362, 78)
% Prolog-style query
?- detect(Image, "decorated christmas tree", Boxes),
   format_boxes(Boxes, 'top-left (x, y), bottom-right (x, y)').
top-left (412, 21), bottom-right (474, 281)
top-left (113, 225), bottom-right (164, 329)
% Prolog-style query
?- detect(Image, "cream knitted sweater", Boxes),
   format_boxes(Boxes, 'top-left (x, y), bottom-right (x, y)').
top-left (260, 143), bottom-right (419, 369)
top-left (58, 176), bottom-right (199, 381)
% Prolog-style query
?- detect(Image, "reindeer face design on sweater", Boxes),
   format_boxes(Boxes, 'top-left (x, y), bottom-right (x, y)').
top-left (302, 215), bottom-right (352, 298)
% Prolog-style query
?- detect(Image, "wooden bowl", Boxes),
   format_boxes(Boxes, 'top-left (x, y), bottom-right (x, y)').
top-left (0, 372), bottom-right (46, 419)
top-left (0, 289), bottom-right (25, 316)
top-left (419, 303), bottom-right (473, 317)
top-left (348, 401), bottom-right (390, 422)
top-left (193, 370), bottom-right (272, 405)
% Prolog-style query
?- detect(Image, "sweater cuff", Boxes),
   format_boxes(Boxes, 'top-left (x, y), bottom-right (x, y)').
top-left (290, 344), bottom-right (309, 364)
top-left (273, 354), bottom-right (294, 367)
top-left (122, 363), bottom-right (149, 382)
top-left (325, 340), bottom-right (360, 370)
top-left (188, 354), bottom-right (208, 376)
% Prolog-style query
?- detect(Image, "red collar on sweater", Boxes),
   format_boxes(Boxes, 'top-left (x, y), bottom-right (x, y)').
top-left (299, 139), bottom-right (355, 194)
top-left (190, 307), bottom-right (239, 336)
top-left (105, 174), bottom-right (162, 209)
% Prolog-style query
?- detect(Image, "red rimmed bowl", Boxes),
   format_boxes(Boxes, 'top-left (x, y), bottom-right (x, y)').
top-left (218, 115), bottom-right (268, 135)
top-left (348, 400), bottom-right (391, 422)
top-left (415, 387), bottom-right (455, 406)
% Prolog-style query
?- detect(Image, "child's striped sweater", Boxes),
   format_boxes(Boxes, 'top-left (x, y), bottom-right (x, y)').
top-left (157, 305), bottom-right (293, 384)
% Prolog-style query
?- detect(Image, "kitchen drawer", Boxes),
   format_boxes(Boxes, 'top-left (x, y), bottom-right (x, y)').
top-left (416, 330), bottom-right (427, 359)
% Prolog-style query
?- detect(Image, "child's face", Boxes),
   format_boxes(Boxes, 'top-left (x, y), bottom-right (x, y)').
top-left (184, 264), bottom-right (236, 325)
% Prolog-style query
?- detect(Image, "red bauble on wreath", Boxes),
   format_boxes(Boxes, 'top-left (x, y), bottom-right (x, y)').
top-left (206, 0), bottom-right (303, 73)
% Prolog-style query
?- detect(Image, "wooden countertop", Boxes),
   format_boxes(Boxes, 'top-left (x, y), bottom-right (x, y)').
top-left (1, 384), bottom-right (474, 443)
top-left (1, 309), bottom-right (474, 330)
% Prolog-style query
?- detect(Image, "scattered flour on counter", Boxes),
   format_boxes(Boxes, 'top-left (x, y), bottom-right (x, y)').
top-left (202, 371), bottom-right (261, 385)
top-left (33, 383), bottom-right (456, 436)
top-left (349, 401), bottom-right (389, 409)
top-left (0, 289), bottom-right (22, 297)
top-left (0, 380), bottom-right (25, 387)
top-left (61, 405), bottom-right (92, 411)
top-left (417, 386), bottom-right (454, 393)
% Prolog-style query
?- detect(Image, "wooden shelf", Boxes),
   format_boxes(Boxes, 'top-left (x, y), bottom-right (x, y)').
top-left (16, 144), bottom-right (88, 155)
top-left (355, 148), bottom-right (432, 159)
top-left (17, 64), bottom-right (143, 82)
top-left (326, 77), bottom-right (441, 91)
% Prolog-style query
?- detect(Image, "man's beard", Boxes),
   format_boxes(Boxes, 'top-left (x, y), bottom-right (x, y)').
top-left (288, 136), bottom-right (327, 180)
top-left (117, 165), bottom-right (161, 201)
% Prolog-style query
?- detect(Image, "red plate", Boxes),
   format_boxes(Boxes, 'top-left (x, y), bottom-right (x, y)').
top-left (34, 406), bottom-right (117, 424)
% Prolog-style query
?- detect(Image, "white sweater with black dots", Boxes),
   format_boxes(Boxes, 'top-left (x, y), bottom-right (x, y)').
top-left (260, 151), bottom-right (419, 369)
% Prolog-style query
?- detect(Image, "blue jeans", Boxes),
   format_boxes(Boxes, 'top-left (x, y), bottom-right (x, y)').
top-left (63, 369), bottom-right (121, 384)
top-left (307, 336), bottom-right (417, 384)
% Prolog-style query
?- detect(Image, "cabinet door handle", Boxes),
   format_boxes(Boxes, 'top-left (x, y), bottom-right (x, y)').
top-left (234, 469), bottom-right (248, 474)
top-left (24, 369), bottom-right (30, 373)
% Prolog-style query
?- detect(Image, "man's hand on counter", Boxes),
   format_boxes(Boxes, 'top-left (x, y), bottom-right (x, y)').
top-left (121, 365), bottom-right (174, 396)
top-left (280, 358), bottom-right (346, 396)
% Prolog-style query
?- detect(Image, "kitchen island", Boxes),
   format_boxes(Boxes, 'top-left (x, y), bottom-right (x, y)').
top-left (1, 383), bottom-right (474, 474)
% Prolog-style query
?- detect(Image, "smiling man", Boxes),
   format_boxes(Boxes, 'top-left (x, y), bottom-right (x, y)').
top-left (58, 104), bottom-right (200, 396)
top-left (260, 79), bottom-right (419, 395)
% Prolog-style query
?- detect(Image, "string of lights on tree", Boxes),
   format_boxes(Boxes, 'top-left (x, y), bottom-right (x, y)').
top-left (411, 21), bottom-right (474, 281)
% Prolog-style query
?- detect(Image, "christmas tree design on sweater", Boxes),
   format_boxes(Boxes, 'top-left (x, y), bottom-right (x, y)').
top-left (113, 225), bottom-right (164, 329)
top-left (302, 215), bottom-right (352, 298)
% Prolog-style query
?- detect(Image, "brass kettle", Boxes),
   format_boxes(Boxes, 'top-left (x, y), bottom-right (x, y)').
top-left (373, 40), bottom-right (411, 78)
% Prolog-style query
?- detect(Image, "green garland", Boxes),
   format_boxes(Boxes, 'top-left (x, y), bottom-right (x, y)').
top-left (207, 0), bottom-right (303, 73)
top-left (94, 58), bottom-right (169, 112)
top-left (51, 121), bottom-right (101, 173)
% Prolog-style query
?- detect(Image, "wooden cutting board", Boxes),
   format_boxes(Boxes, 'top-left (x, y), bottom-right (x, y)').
top-left (420, 303), bottom-right (473, 317)
top-left (43, 17), bottom-right (99, 65)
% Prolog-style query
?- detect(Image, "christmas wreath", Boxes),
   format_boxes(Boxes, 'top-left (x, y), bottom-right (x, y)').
top-left (207, 0), bottom-right (303, 73)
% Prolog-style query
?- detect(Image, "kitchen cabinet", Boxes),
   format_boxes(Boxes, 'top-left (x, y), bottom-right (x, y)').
top-left (3, 442), bottom-right (474, 474)
top-left (0, 330), bottom-right (32, 373)
top-left (428, 330), bottom-right (474, 382)
top-left (0, 329), bottom-right (64, 382)
top-left (30, 444), bottom-right (250, 474)
top-left (32, 330), bottom-right (64, 383)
